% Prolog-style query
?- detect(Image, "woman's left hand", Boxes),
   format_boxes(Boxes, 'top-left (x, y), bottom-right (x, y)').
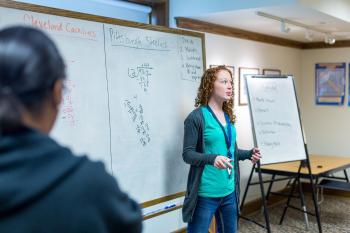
top-left (251, 148), bottom-right (261, 164)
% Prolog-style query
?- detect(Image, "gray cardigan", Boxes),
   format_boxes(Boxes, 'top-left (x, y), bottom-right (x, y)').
top-left (182, 107), bottom-right (252, 223)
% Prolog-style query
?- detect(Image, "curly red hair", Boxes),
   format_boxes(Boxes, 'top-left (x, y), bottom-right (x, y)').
top-left (195, 65), bottom-right (236, 123)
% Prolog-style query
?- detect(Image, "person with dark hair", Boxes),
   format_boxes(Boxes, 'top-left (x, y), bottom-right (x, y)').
top-left (0, 26), bottom-right (142, 233)
top-left (182, 66), bottom-right (261, 233)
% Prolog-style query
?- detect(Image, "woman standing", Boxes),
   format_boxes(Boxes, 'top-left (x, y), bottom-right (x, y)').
top-left (182, 66), bottom-right (261, 233)
top-left (0, 26), bottom-right (141, 233)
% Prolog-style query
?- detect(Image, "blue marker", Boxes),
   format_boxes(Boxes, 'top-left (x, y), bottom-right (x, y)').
top-left (164, 204), bottom-right (176, 210)
top-left (143, 204), bottom-right (177, 216)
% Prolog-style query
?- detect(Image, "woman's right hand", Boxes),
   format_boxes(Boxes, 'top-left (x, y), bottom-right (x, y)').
top-left (214, 156), bottom-right (233, 169)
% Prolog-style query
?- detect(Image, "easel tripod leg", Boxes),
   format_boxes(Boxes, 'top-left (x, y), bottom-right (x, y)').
top-left (298, 177), bottom-right (309, 230)
top-left (257, 162), bottom-right (271, 233)
top-left (307, 168), bottom-right (322, 232)
top-left (279, 164), bottom-right (301, 225)
top-left (266, 174), bottom-right (276, 201)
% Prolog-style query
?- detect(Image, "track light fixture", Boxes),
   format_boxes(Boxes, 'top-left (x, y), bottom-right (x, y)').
top-left (324, 34), bottom-right (336, 44)
top-left (305, 30), bottom-right (314, 41)
top-left (256, 11), bottom-right (336, 44)
top-left (280, 19), bottom-right (290, 33)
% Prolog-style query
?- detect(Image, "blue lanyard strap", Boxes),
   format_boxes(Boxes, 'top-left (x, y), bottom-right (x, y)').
top-left (206, 106), bottom-right (232, 159)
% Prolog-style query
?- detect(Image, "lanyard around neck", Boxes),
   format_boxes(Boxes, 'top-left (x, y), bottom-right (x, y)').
top-left (206, 105), bottom-right (232, 159)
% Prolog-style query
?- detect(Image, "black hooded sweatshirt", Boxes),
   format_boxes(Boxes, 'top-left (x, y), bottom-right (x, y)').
top-left (0, 127), bottom-right (142, 233)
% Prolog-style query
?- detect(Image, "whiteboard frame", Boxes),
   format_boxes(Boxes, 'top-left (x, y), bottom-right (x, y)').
top-left (0, 0), bottom-right (206, 68)
top-left (0, 0), bottom-right (206, 206)
top-left (245, 74), bottom-right (308, 165)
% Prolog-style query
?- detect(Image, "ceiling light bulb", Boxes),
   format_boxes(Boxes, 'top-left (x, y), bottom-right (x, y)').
top-left (324, 34), bottom-right (336, 44)
top-left (328, 35), bottom-right (336, 44)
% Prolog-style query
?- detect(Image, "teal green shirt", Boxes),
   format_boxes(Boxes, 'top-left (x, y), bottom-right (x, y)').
top-left (198, 107), bottom-right (236, 197)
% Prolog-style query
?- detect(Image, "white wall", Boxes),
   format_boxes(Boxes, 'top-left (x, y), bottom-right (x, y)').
top-left (301, 48), bottom-right (350, 158)
top-left (205, 32), bottom-right (303, 202)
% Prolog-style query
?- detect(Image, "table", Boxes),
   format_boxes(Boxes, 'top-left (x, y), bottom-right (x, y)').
top-left (260, 155), bottom-right (350, 179)
top-left (260, 155), bottom-right (350, 230)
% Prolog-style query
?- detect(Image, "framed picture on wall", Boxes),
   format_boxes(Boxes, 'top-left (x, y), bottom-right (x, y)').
top-left (263, 68), bottom-right (281, 76)
top-left (239, 67), bottom-right (259, 106)
top-left (315, 63), bottom-right (345, 106)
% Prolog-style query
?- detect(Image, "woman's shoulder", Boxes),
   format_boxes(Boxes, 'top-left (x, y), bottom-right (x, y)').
top-left (185, 107), bottom-right (203, 122)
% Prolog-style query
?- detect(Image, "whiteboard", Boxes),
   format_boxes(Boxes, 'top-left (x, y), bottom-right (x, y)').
top-left (246, 75), bottom-right (307, 165)
top-left (0, 2), bottom-right (204, 203)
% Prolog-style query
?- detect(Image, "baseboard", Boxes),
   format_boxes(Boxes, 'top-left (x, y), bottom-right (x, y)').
top-left (302, 182), bottom-right (350, 198)
top-left (174, 183), bottom-right (350, 232)
top-left (240, 187), bottom-right (289, 216)
top-left (173, 187), bottom-right (289, 233)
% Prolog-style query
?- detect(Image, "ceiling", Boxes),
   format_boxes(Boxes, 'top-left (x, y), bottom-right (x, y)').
top-left (191, 4), bottom-right (350, 43)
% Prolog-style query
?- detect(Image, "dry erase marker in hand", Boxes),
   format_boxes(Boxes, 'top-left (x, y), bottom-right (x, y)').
top-left (224, 159), bottom-right (232, 167)
top-left (227, 168), bottom-right (231, 178)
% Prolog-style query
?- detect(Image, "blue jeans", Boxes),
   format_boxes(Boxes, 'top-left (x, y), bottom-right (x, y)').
top-left (187, 191), bottom-right (237, 233)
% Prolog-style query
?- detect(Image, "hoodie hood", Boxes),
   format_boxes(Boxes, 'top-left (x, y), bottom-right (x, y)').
top-left (0, 127), bottom-right (84, 215)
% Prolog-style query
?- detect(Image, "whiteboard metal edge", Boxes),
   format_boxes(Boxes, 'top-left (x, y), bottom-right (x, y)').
top-left (0, 0), bottom-right (206, 206)
top-left (0, 0), bottom-right (206, 94)
top-left (0, 1), bottom-right (205, 39)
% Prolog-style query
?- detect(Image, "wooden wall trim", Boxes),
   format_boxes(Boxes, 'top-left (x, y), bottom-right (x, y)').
top-left (143, 205), bottom-right (183, 220)
top-left (176, 17), bottom-right (303, 49)
top-left (172, 187), bottom-right (289, 233)
top-left (302, 182), bottom-right (350, 197)
top-left (240, 188), bottom-right (288, 215)
top-left (173, 185), bottom-right (349, 233)
top-left (302, 40), bottom-right (350, 49)
top-left (172, 227), bottom-right (186, 233)
top-left (141, 191), bottom-right (185, 208)
top-left (176, 17), bottom-right (350, 50)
